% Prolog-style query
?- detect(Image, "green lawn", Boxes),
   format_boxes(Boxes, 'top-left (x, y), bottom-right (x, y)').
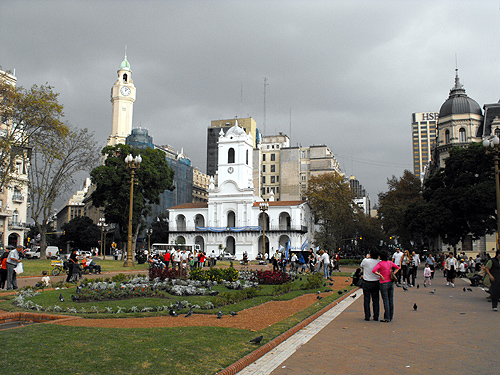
top-left (18, 258), bottom-right (150, 277)
top-left (0, 289), bottom-right (345, 375)
top-left (0, 271), bottom-right (354, 375)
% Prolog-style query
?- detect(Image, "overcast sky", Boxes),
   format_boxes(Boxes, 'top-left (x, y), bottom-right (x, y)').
top-left (2, 0), bottom-right (500, 205)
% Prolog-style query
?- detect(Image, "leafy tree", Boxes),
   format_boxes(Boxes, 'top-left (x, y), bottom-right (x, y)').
top-left (305, 172), bottom-right (361, 252)
top-left (422, 143), bottom-right (496, 248)
top-left (60, 216), bottom-right (100, 251)
top-left (377, 170), bottom-right (422, 248)
top-left (90, 144), bottom-right (174, 253)
top-left (0, 76), bottom-right (67, 191)
top-left (29, 126), bottom-right (100, 259)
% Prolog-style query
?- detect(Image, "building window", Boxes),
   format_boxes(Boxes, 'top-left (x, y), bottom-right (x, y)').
top-left (271, 165), bottom-right (275, 172)
top-left (276, 187), bottom-right (280, 194)
top-left (261, 188), bottom-right (266, 196)
top-left (445, 129), bottom-right (450, 144)
top-left (12, 209), bottom-right (19, 224)
top-left (459, 128), bottom-right (466, 142)
top-left (271, 153), bottom-right (276, 161)
top-left (246, 150), bottom-right (249, 165)
top-left (277, 175), bottom-right (279, 182)
top-left (271, 176), bottom-right (275, 183)
top-left (261, 176), bottom-right (266, 184)
top-left (263, 154), bottom-right (266, 161)
top-left (262, 165), bottom-right (266, 173)
top-left (228, 148), bottom-right (235, 163)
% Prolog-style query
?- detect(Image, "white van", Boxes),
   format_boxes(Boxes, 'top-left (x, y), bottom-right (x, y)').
top-left (46, 246), bottom-right (59, 259)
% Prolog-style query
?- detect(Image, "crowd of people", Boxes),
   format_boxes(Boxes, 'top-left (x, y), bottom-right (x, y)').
top-left (359, 248), bottom-right (500, 322)
top-left (146, 248), bottom-right (221, 275)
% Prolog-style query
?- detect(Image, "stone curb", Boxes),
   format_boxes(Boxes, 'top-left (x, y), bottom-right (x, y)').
top-left (216, 287), bottom-right (359, 375)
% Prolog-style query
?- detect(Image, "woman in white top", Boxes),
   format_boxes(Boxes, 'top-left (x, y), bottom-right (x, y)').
top-left (445, 252), bottom-right (458, 287)
top-left (319, 250), bottom-right (330, 279)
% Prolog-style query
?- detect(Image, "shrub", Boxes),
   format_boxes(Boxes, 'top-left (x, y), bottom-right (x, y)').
top-left (272, 281), bottom-right (293, 295)
top-left (149, 267), bottom-right (184, 281)
top-left (301, 272), bottom-right (324, 290)
top-left (252, 270), bottom-right (291, 285)
top-left (188, 266), bottom-right (240, 283)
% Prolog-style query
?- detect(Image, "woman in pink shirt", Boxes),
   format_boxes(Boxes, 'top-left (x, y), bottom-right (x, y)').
top-left (372, 250), bottom-right (400, 322)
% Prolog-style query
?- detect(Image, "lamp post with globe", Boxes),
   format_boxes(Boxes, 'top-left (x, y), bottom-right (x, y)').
top-left (259, 201), bottom-right (269, 259)
top-left (483, 134), bottom-right (500, 249)
top-left (124, 154), bottom-right (142, 267)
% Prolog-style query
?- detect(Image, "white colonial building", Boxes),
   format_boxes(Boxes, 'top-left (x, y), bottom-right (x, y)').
top-left (168, 122), bottom-right (313, 260)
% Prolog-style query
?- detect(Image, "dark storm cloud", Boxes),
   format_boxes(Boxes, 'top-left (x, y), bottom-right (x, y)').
top-left (2, 0), bottom-right (500, 203)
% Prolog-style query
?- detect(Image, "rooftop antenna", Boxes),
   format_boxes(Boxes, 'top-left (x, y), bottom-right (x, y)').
top-left (240, 83), bottom-right (243, 118)
top-left (263, 77), bottom-right (269, 134)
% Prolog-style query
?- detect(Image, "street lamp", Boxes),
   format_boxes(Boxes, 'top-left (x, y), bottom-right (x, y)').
top-left (97, 217), bottom-right (108, 260)
top-left (146, 228), bottom-right (153, 253)
top-left (124, 154), bottom-right (142, 267)
top-left (259, 201), bottom-right (269, 259)
top-left (483, 134), bottom-right (500, 250)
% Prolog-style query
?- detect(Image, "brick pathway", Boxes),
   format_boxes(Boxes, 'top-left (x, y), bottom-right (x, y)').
top-left (238, 272), bottom-right (500, 375)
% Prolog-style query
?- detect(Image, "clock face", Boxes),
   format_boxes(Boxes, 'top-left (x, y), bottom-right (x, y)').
top-left (228, 167), bottom-right (234, 174)
top-left (120, 86), bottom-right (131, 96)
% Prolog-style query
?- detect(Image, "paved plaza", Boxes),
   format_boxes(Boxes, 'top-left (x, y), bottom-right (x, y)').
top-left (237, 271), bottom-right (500, 375)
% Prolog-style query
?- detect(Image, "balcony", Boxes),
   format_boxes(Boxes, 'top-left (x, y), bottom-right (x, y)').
top-left (8, 221), bottom-right (27, 230)
top-left (170, 224), bottom-right (308, 234)
top-left (12, 194), bottom-right (24, 203)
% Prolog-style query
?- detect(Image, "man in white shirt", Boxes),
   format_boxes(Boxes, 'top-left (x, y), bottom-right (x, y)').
top-left (360, 249), bottom-right (380, 321)
top-left (410, 251), bottom-right (421, 286)
top-left (392, 249), bottom-right (403, 284)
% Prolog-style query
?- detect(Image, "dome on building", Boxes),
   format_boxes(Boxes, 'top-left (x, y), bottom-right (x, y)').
top-left (225, 121), bottom-right (246, 137)
top-left (439, 69), bottom-right (482, 118)
top-left (119, 56), bottom-right (131, 71)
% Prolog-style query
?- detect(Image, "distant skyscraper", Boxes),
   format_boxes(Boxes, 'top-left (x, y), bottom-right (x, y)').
top-left (411, 112), bottom-right (438, 179)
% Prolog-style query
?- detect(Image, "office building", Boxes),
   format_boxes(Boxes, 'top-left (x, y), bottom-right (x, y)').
top-left (411, 112), bottom-right (438, 179)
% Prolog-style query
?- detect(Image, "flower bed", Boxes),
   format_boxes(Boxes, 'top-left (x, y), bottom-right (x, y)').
top-left (252, 270), bottom-right (291, 285)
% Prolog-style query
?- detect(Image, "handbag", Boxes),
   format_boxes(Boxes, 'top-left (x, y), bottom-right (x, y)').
top-left (390, 271), bottom-right (397, 282)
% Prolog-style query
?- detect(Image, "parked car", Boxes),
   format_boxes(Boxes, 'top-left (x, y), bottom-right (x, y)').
top-left (218, 252), bottom-right (236, 261)
top-left (25, 247), bottom-right (41, 259)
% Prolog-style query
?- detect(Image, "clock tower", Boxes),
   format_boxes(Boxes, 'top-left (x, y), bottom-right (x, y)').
top-left (107, 55), bottom-right (136, 146)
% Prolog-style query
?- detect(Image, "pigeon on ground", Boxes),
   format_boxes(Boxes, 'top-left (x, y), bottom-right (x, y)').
top-left (343, 289), bottom-right (348, 292)
top-left (346, 279), bottom-right (350, 282)
top-left (467, 288), bottom-right (473, 292)
top-left (317, 291), bottom-right (321, 294)
top-left (338, 290), bottom-right (343, 295)
top-left (169, 309), bottom-right (177, 317)
top-left (329, 282), bottom-right (334, 286)
top-left (209, 291), bottom-right (219, 296)
top-left (250, 335), bottom-right (263, 344)
top-left (413, 303), bottom-right (418, 311)
top-left (463, 287), bottom-right (467, 292)
top-left (217, 310), bottom-right (223, 319)
top-left (229, 311), bottom-right (238, 316)
top-left (71, 295), bottom-right (77, 302)
top-left (351, 294), bottom-right (357, 298)
top-left (317, 296), bottom-right (323, 300)
top-left (417, 284), bottom-right (420, 289)
top-left (59, 293), bottom-right (64, 302)
top-left (185, 308), bottom-right (193, 318)
top-left (402, 285), bottom-right (408, 291)
top-left (76, 286), bottom-right (82, 294)
top-left (429, 289), bottom-right (436, 294)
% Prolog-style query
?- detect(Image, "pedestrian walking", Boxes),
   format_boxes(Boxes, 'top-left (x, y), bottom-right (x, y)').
top-left (485, 250), bottom-right (500, 311)
top-left (445, 252), bottom-right (458, 287)
top-left (372, 250), bottom-right (400, 322)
